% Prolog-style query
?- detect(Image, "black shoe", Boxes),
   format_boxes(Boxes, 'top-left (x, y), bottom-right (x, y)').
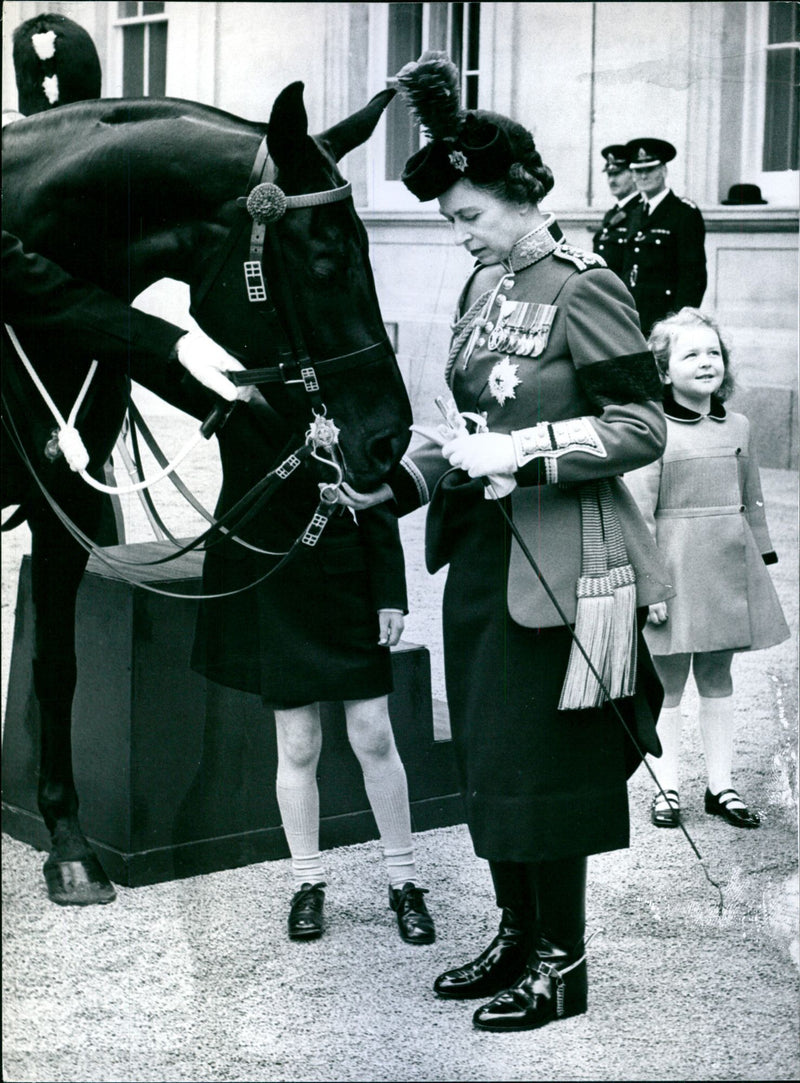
top-left (388, 882), bottom-right (435, 944)
top-left (650, 789), bottom-right (680, 828)
top-left (705, 788), bottom-right (761, 829)
top-left (473, 935), bottom-right (588, 1032)
top-left (434, 908), bottom-right (530, 999)
top-left (288, 882), bottom-right (326, 940)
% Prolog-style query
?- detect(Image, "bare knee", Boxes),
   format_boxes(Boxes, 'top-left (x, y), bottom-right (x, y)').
top-left (652, 653), bottom-right (691, 706)
top-left (693, 652), bottom-right (734, 697)
top-left (274, 704), bottom-right (322, 775)
top-left (345, 697), bottom-right (397, 766)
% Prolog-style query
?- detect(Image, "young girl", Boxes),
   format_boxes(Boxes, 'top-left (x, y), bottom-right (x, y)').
top-left (625, 308), bottom-right (790, 829)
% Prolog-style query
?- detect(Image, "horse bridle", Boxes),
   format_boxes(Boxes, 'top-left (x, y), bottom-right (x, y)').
top-left (3, 136), bottom-right (397, 597)
top-left (194, 136), bottom-right (393, 458)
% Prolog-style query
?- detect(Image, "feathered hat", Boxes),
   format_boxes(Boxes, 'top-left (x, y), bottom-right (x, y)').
top-left (396, 52), bottom-right (540, 201)
top-left (13, 13), bottom-right (101, 116)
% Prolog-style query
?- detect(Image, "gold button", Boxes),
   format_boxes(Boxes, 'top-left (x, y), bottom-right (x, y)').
top-left (478, 338), bottom-right (486, 347)
top-left (502, 277), bottom-right (514, 289)
top-left (496, 294), bottom-right (506, 305)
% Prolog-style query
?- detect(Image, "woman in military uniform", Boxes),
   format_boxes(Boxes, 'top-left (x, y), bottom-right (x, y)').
top-left (340, 53), bottom-right (672, 1033)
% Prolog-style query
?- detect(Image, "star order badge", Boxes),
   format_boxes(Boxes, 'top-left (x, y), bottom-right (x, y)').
top-left (488, 357), bottom-right (522, 406)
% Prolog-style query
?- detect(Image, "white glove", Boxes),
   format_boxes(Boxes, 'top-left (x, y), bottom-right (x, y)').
top-left (441, 432), bottom-right (516, 477)
top-left (175, 331), bottom-right (246, 403)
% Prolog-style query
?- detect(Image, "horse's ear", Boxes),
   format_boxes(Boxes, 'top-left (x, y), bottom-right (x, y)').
top-left (267, 81), bottom-right (309, 169)
top-left (317, 88), bottom-right (396, 163)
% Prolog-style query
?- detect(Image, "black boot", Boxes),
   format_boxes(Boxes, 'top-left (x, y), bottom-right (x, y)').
top-left (434, 907), bottom-right (530, 999)
top-left (472, 934), bottom-right (587, 1031)
top-left (473, 856), bottom-right (588, 1031)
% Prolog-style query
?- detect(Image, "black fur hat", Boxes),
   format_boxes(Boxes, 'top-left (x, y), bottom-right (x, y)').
top-left (396, 52), bottom-right (552, 202)
top-left (13, 13), bottom-right (101, 116)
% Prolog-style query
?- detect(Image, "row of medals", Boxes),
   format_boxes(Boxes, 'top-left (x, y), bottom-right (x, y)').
top-left (486, 300), bottom-right (557, 358)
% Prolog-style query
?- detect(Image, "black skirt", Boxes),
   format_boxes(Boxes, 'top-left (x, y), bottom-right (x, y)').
top-left (442, 480), bottom-right (662, 864)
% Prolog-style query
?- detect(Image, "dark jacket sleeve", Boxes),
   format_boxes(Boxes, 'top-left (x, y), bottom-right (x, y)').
top-left (357, 503), bottom-right (408, 614)
top-left (3, 230), bottom-right (185, 367)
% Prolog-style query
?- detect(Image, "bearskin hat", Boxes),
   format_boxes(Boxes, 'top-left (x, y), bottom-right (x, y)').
top-left (13, 13), bottom-right (101, 116)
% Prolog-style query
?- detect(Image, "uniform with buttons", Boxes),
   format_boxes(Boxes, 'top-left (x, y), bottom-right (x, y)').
top-left (624, 390), bottom-right (789, 656)
top-left (622, 190), bottom-right (707, 336)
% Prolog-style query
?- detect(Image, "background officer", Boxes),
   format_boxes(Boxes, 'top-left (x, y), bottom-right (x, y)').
top-left (592, 144), bottom-right (642, 278)
top-left (622, 138), bottom-right (707, 336)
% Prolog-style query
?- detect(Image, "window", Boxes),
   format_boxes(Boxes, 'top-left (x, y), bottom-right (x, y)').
top-left (741, 1), bottom-right (799, 204)
top-left (369, 3), bottom-right (481, 208)
top-left (115, 2), bottom-right (167, 97)
top-left (763, 1), bottom-right (799, 171)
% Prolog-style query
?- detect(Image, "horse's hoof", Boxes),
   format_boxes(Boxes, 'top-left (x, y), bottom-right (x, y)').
top-left (43, 854), bottom-right (117, 906)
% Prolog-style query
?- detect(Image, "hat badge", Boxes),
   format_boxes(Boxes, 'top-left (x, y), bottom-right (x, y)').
top-left (448, 149), bottom-right (468, 172)
top-left (636, 147), bottom-right (649, 161)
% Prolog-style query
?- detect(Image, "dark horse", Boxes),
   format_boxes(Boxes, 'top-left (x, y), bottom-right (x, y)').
top-left (1, 83), bottom-right (412, 905)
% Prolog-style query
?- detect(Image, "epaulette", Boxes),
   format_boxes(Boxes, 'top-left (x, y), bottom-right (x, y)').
top-left (554, 243), bottom-right (607, 271)
top-left (679, 196), bottom-right (698, 208)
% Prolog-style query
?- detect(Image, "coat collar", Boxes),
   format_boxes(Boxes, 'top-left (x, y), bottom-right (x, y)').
top-left (663, 388), bottom-right (727, 423)
top-left (506, 215), bottom-right (558, 273)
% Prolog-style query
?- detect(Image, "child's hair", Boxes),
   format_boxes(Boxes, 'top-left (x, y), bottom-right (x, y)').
top-left (647, 307), bottom-right (735, 402)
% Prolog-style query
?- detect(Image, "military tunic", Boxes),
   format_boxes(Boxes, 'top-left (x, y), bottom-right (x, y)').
top-left (622, 189), bottom-right (707, 336)
top-left (592, 192), bottom-right (642, 278)
top-left (624, 394), bottom-right (789, 657)
top-left (389, 217), bottom-right (672, 863)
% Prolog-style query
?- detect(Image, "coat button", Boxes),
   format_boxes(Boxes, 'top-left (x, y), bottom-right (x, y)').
top-left (496, 294), bottom-right (506, 305)
top-left (502, 277), bottom-right (514, 289)
top-left (735, 447), bottom-right (742, 454)
top-left (666, 289), bottom-right (672, 295)
top-left (634, 247), bottom-right (640, 253)
top-left (478, 338), bottom-right (486, 347)
top-left (485, 321), bottom-right (494, 332)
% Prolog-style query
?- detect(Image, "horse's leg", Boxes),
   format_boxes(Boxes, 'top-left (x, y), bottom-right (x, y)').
top-left (28, 493), bottom-right (116, 905)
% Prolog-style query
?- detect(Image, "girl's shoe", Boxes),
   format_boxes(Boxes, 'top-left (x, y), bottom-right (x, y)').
top-left (704, 788), bottom-right (760, 829)
top-left (650, 789), bottom-right (680, 828)
top-left (288, 881), bottom-right (326, 940)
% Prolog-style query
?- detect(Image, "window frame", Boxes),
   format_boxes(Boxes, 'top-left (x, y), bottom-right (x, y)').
top-left (109, 1), bottom-right (168, 98)
top-left (366, 2), bottom-right (484, 211)
top-left (740, 1), bottom-right (799, 205)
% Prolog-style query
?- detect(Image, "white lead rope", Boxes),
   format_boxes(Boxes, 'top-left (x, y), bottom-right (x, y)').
top-left (5, 322), bottom-right (205, 496)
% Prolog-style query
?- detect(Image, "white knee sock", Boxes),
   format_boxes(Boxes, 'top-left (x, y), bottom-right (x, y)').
top-left (362, 760), bottom-right (417, 887)
top-left (698, 695), bottom-right (736, 799)
top-left (275, 780), bottom-right (325, 888)
top-left (650, 704), bottom-right (683, 797)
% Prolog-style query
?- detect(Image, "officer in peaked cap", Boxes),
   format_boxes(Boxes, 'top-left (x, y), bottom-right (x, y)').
top-left (621, 138), bottom-right (707, 336)
top-left (592, 145), bottom-right (643, 279)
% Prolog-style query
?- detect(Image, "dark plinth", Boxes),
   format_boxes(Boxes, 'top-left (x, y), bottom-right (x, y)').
top-left (2, 544), bottom-right (462, 886)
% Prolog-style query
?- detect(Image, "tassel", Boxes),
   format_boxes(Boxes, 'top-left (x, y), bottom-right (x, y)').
top-left (605, 568), bottom-right (638, 699)
top-left (558, 573), bottom-right (615, 710)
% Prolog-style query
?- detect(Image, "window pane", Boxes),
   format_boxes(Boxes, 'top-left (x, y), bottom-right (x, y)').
top-left (148, 22), bottom-right (167, 96)
top-left (118, 2), bottom-right (138, 17)
top-left (428, 3), bottom-right (449, 50)
top-left (122, 25), bottom-right (145, 96)
top-left (768, 1), bottom-right (798, 45)
top-left (763, 47), bottom-right (799, 170)
top-left (449, 5), bottom-right (464, 71)
top-left (386, 3), bottom-right (423, 181)
top-left (467, 3), bottom-right (481, 71)
top-left (143, 1), bottom-right (165, 13)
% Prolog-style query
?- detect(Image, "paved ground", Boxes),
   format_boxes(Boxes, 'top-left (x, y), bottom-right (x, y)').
top-left (2, 406), bottom-right (798, 1082)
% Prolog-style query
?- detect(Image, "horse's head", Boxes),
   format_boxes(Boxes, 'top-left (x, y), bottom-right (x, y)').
top-left (191, 82), bottom-right (412, 491)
